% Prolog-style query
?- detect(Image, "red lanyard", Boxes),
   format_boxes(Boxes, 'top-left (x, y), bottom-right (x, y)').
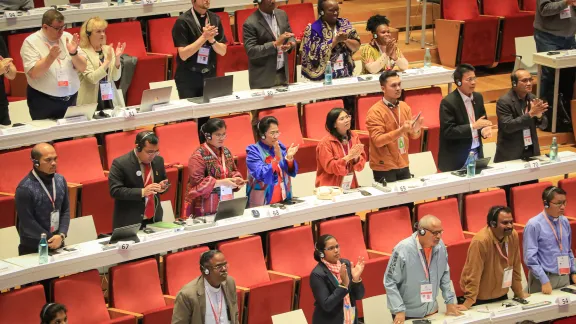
top-left (32, 170), bottom-right (56, 211)
top-left (204, 144), bottom-right (228, 178)
top-left (494, 242), bottom-right (510, 267)
top-left (416, 239), bottom-right (432, 281)
top-left (543, 213), bottom-right (564, 252)
top-left (206, 289), bottom-right (223, 324)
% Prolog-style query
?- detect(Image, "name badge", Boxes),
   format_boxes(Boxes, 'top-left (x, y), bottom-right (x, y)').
top-left (560, 7), bottom-right (572, 19)
top-left (558, 255), bottom-right (570, 275)
top-left (276, 49), bottom-right (284, 70)
top-left (334, 54), bottom-right (344, 70)
top-left (398, 136), bottom-right (406, 154)
top-left (220, 186), bottom-right (233, 201)
top-left (502, 266), bottom-right (513, 288)
top-left (197, 46), bottom-right (210, 65)
top-left (50, 210), bottom-right (60, 233)
top-left (341, 173), bottom-right (354, 190)
top-left (420, 283), bottom-right (433, 303)
top-left (57, 68), bottom-right (69, 87)
top-left (100, 81), bottom-right (114, 101)
top-left (523, 128), bottom-right (532, 146)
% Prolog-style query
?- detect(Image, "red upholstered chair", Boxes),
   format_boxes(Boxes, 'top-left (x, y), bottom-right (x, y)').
top-left (221, 113), bottom-right (253, 178)
top-left (105, 21), bottom-right (169, 106)
top-left (6, 31), bottom-right (35, 99)
top-left (510, 182), bottom-right (553, 225)
top-left (277, 3), bottom-right (316, 41)
top-left (482, 0), bottom-right (535, 63)
top-left (257, 106), bottom-right (319, 173)
top-left (215, 12), bottom-right (236, 44)
top-left (403, 87), bottom-right (442, 128)
top-left (53, 270), bottom-right (136, 324)
top-left (235, 8), bottom-right (258, 43)
top-left (0, 284), bottom-right (46, 323)
top-left (436, 0), bottom-right (500, 67)
top-left (268, 225), bottom-right (318, 323)
top-left (522, 0), bottom-right (537, 11)
top-left (7, 31), bottom-right (34, 72)
top-left (303, 100), bottom-right (344, 140)
top-left (4, 77), bottom-right (26, 102)
top-left (416, 198), bottom-right (475, 245)
top-left (0, 196), bottom-right (15, 228)
top-left (109, 258), bottom-right (175, 323)
top-left (425, 126), bottom-right (440, 170)
top-left (147, 17), bottom-right (178, 79)
top-left (216, 44), bottom-right (249, 77)
top-left (218, 236), bottom-right (295, 324)
top-left (0, 147), bottom-right (32, 195)
top-left (33, 0), bottom-right (44, 7)
top-left (163, 246), bottom-right (209, 296)
top-left (559, 178), bottom-right (576, 218)
top-left (447, 238), bottom-right (472, 297)
top-left (366, 206), bottom-right (413, 254)
top-left (319, 216), bottom-right (390, 317)
top-left (464, 189), bottom-right (507, 232)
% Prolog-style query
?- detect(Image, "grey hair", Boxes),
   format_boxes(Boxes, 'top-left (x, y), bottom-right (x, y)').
top-left (419, 215), bottom-right (441, 229)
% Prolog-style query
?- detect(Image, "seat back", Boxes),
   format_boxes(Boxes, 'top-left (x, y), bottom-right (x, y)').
top-left (148, 17), bottom-right (178, 55)
top-left (303, 100), bottom-right (344, 139)
top-left (0, 196), bottom-right (16, 229)
top-left (226, 70), bottom-right (251, 92)
top-left (559, 178), bottom-right (576, 218)
top-left (106, 21), bottom-right (147, 57)
top-left (510, 182), bottom-right (552, 224)
top-left (0, 284), bottom-right (46, 323)
top-left (318, 216), bottom-right (369, 261)
top-left (441, 0), bottom-right (480, 20)
top-left (277, 3), bottom-right (316, 40)
top-left (150, 80), bottom-right (180, 101)
top-left (416, 198), bottom-right (465, 245)
top-left (522, 0), bottom-right (536, 11)
top-left (109, 258), bottom-right (166, 313)
top-left (447, 240), bottom-right (472, 297)
top-left (356, 95), bottom-right (381, 130)
top-left (7, 31), bottom-right (35, 71)
top-left (483, 142), bottom-right (497, 164)
top-left (220, 113), bottom-right (254, 157)
top-left (408, 151), bottom-right (437, 178)
top-left (482, 0), bottom-right (520, 16)
top-left (215, 12), bottom-right (235, 44)
top-left (403, 87), bottom-right (442, 127)
top-left (0, 226), bottom-right (20, 259)
top-left (464, 190), bottom-right (507, 232)
top-left (272, 309), bottom-right (308, 324)
top-left (268, 225), bottom-right (317, 277)
top-left (65, 215), bottom-right (98, 246)
top-left (514, 36), bottom-right (538, 74)
top-left (164, 246), bottom-right (209, 295)
top-left (362, 294), bottom-right (392, 324)
top-left (258, 106), bottom-right (304, 146)
top-left (154, 121), bottom-right (199, 166)
top-left (54, 137), bottom-right (105, 183)
top-left (0, 147), bottom-right (32, 193)
top-left (8, 100), bottom-right (32, 124)
top-left (367, 207), bottom-right (413, 253)
top-left (53, 270), bottom-right (112, 324)
top-left (216, 44), bottom-right (249, 77)
top-left (235, 8), bottom-right (258, 42)
top-left (217, 236), bottom-right (271, 287)
top-left (104, 130), bottom-right (144, 169)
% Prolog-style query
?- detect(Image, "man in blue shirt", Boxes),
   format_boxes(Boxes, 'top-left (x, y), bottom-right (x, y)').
top-left (523, 186), bottom-right (576, 294)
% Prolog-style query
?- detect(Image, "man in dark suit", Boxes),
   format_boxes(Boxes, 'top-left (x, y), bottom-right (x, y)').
top-left (439, 64), bottom-right (493, 172)
top-left (495, 68), bottom-right (548, 163)
top-left (243, 0), bottom-right (296, 89)
top-left (108, 131), bottom-right (169, 230)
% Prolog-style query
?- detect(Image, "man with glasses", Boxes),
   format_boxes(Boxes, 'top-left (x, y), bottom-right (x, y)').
top-left (20, 9), bottom-right (86, 120)
top-left (172, 250), bottom-right (239, 324)
top-left (459, 206), bottom-right (528, 309)
top-left (385, 215), bottom-right (465, 324)
top-left (438, 64), bottom-right (493, 172)
top-left (108, 131), bottom-right (170, 230)
top-left (524, 186), bottom-right (576, 294)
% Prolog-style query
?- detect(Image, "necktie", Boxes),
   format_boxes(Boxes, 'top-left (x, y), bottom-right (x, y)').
top-left (143, 163), bottom-right (155, 219)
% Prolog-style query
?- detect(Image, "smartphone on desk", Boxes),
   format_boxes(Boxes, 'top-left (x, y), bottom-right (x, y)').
top-left (561, 287), bottom-right (576, 294)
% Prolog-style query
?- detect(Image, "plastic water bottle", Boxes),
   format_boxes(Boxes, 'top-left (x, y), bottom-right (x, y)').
top-left (324, 62), bottom-right (333, 85)
top-left (550, 136), bottom-right (558, 162)
top-left (466, 151), bottom-right (476, 178)
top-left (117, 0), bottom-right (125, 4)
top-left (423, 48), bottom-right (432, 68)
top-left (39, 233), bottom-right (48, 265)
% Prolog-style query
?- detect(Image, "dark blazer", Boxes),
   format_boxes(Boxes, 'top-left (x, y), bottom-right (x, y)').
top-left (108, 151), bottom-right (168, 230)
top-left (438, 90), bottom-right (487, 172)
top-left (494, 89), bottom-right (548, 163)
top-left (243, 9), bottom-right (295, 89)
top-left (310, 259), bottom-right (365, 324)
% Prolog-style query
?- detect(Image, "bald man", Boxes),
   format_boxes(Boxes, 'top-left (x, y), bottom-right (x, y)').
top-left (384, 215), bottom-right (465, 324)
top-left (15, 143), bottom-right (70, 255)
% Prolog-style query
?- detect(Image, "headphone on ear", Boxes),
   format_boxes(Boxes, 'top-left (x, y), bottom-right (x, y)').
top-left (456, 79), bottom-right (462, 87)
top-left (511, 72), bottom-right (518, 87)
top-left (41, 303), bottom-right (55, 319)
top-left (85, 18), bottom-right (93, 38)
top-left (373, 33), bottom-right (378, 39)
top-left (136, 132), bottom-right (155, 152)
top-left (413, 222), bottom-right (427, 236)
top-left (32, 158), bottom-right (40, 168)
top-left (202, 266), bottom-right (210, 275)
top-left (489, 206), bottom-right (506, 228)
top-left (543, 186), bottom-right (559, 208)
top-left (315, 242), bottom-right (325, 258)
top-left (257, 120), bottom-right (266, 140)
top-left (320, 10), bottom-right (324, 16)
top-left (201, 124), bottom-right (212, 141)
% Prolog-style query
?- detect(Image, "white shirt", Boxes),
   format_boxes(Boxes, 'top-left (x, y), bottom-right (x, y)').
top-left (458, 89), bottom-right (480, 149)
top-left (21, 30), bottom-right (80, 97)
top-left (204, 278), bottom-right (230, 324)
top-left (259, 9), bottom-right (283, 70)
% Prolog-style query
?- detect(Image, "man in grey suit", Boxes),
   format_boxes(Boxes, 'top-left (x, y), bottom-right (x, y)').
top-left (243, 0), bottom-right (296, 89)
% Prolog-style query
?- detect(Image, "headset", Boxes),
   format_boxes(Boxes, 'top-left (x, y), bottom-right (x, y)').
top-left (315, 242), bottom-right (325, 258)
top-left (200, 250), bottom-right (212, 275)
top-left (85, 17), bottom-right (93, 38)
top-left (511, 72), bottom-right (518, 88)
top-left (136, 131), bottom-right (155, 152)
top-left (543, 186), bottom-right (559, 208)
top-left (320, 10), bottom-right (324, 16)
top-left (201, 124), bottom-right (212, 141)
top-left (41, 303), bottom-right (55, 320)
top-left (32, 158), bottom-right (40, 168)
top-left (257, 120), bottom-right (266, 140)
top-left (373, 33), bottom-right (377, 39)
top-left (489, 206), bottom-right (506, 228)
top-left (413, 222), bottom-right (427, 236)
top-left (385, 101), bottom-right (399, 109)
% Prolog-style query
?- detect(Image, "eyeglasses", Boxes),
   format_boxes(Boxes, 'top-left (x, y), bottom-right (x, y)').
top-left (144, 150), bottom-right (160, 157)
top-left (212, 133), bottom-right (227, 139)
top-left (268, 130), bottom-right (281, 137)
top-left (464, 77), bottom-right (477, 83)
top-left (210, 263), bottom-right (229, 271)
top-left (324, 244), bottom-right (340, 252)
top-left (47, 24), bottom-right (66, 32)
top-left (550, 201), bottom-right (567, 207)
top-left (499, 220), bottom-right (514, 226)
top-left (519, 78), bottom-right (534, 83)
top-left (338, 115), bottom-right (351, 121)
top-left (423, 228), bottom-right (444, 237)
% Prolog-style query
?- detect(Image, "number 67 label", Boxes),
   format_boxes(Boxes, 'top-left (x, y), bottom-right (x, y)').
top-left (117, 241), bottom-right (134, 251)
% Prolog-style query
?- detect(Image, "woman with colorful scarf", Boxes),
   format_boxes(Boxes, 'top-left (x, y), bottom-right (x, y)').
top-left (360, 15), bottom-right (408, 74)
top-left (311, 234), bottom-right (365, 324)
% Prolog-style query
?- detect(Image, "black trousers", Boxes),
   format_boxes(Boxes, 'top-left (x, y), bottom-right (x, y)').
top-left (0, 104), bottom-right (10, 125)
top-left (175, 68), bottom-right (216, 134)
top-left (27, 86), bottom-right (77, 120)
top-left (474, 293), bottom-right (508, 306)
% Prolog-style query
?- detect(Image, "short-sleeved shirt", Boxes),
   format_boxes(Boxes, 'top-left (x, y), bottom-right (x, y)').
top-left (21, 30), bottom-right (80, 97)
top-left (172, 9), bottom-right (227, 73)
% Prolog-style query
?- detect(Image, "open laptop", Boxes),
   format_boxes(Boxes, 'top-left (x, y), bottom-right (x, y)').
top-left (193, 197), bottom-right (248, 223)
top-left (188, 75), bottom-right (234, 104)
top-left (139, 87), bottom-right (173, 112)
top-left (63, 103), bottom-right (98, 120)
top-left (99, 223), bottom-right (140, 245)
top-left (451, 156), bottom-right (492, 177)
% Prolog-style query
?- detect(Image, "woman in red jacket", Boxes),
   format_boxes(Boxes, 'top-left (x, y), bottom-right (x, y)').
top-left (315, 108), bottom-right (366, 189)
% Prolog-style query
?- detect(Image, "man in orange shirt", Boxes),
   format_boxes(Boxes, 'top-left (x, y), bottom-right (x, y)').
top-left (366, 70), bottom-right (423, 184)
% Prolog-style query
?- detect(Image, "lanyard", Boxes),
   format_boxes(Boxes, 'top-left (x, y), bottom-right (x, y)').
top-left (191, 9), bottom-right (210, 35)
top-left (32, 170), bottom-right (56, 211)
top-left (44, 41), bottom-right (66, 67)
top-left (206, 288), bottom-right (223, 324)
top-left (464, 97), bottom-right (476, 124)
top-left (543, 213), bottom-right (564, 252)
top-left (338, 141), bottom-right (351, 158)
top-left (204, 144), bottom-right (228, 178)
top-left (494, 242), bottom-right (510, 267)
top-left (416, 238), bottom-right (432, 281)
